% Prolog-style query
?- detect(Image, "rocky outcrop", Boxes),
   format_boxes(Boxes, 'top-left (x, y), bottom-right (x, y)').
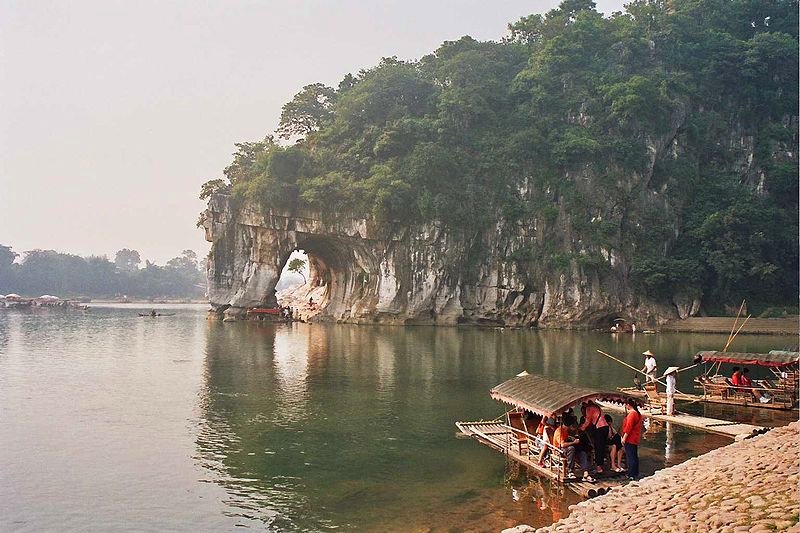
top-left (201, 194), bottom-right (674, 326)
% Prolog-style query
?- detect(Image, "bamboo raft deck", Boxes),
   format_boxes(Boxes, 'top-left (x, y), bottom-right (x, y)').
top-left (599, 402), bottom-right (768, 440)
top-left (456, 421), bottom-right (627, 498)
top-left (620, 387), bottom-right (797, 411)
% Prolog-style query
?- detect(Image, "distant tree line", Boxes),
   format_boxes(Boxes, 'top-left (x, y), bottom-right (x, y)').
top-left (0, 244), bottom-right (206, 299)
top-left (201, 0), bottom-right (798, 312)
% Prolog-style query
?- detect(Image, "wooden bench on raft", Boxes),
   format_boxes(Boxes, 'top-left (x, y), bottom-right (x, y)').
top-left (644, 383), bottom-right (666, 413)
top-left (507, 411), bottom-right (534, 455)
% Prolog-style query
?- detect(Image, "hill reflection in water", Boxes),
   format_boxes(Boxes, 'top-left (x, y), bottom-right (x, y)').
top-left (195, 323), bottom-right (791, 531)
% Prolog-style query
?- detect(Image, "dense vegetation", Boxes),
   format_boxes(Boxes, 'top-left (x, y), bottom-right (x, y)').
top-left (0, 245), bottom-right (205, 299)
top-left (202, 0), bottom-right (798, 312)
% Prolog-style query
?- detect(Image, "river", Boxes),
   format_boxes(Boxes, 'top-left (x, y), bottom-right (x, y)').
top-left (0, 304), bottom-right (794, 532)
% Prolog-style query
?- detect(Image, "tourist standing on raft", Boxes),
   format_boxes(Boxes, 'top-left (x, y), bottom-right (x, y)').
top-left (621, 398), bottom-right (642, 480)
top-left (605, 414), bottom-right (625, 473)
top-left (664, 367), bottom-right (678, 415)
top-left (641, 350), bottom-right (657, 382)
top-left (579, 400), bottom-right (608, 473)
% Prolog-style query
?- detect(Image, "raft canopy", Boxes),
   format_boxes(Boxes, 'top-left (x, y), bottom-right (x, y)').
top-left (697, 350), bottom-right (800, 368)
top-left (489, 373), bottom-right (634, 418)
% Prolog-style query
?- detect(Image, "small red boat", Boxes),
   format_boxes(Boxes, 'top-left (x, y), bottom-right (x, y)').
top-left (247, 307), bottom-right (282, 315)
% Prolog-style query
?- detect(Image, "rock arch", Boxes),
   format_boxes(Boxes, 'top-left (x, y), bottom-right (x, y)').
top-left (202, 196), bottom-right (403, 322)
top-left (201, 194), bottom-right (675, 326)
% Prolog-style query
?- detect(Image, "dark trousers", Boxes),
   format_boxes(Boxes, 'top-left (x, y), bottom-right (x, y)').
top-left (564, 446), bottom-right (591, 473)
top-left (593, 426), bottom-right (607, 468)
top-left (624, 442), bottom-right (639, 479)
top-left (564, 445), bottom-right (575, 470)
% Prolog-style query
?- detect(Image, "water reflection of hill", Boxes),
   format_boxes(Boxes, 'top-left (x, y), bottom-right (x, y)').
top-left (196, 324), bottom-right (793, 531)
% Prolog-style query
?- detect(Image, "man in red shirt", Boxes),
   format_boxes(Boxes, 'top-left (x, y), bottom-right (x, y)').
top-left (621, 398), bottom-right (642, 480)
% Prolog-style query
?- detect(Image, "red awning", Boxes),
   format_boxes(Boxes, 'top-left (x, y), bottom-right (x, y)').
top-left (696, 350), bottom-right (799, 368)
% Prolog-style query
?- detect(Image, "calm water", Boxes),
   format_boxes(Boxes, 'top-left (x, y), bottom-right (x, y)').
top-left (0, 305), bottom-right (794, 532)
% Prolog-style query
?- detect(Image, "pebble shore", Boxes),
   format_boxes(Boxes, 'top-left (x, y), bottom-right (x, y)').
top-left (517, 421), bottom-right (799, 533)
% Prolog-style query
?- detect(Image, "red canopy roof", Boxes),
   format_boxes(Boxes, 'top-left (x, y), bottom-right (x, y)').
top-left (696, 350), bottom-right (799, 368)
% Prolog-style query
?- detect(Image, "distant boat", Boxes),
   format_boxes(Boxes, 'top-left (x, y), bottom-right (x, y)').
top-left (138, 312), bottom-right (176, 317)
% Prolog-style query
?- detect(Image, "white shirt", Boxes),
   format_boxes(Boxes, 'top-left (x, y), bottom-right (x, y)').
top-left (666, 373), bottom-right (676, 394)
top-left (644, 356), bottom-right (657, 373)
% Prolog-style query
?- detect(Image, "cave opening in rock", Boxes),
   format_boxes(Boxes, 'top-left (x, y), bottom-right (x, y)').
top-left (275, 248), bottom-right (331, 321)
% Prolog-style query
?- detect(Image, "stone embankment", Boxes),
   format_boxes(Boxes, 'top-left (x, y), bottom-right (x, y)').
top-left (525, 422), bottom-right (799, 533)
top-left (661, 316), bottom-right (800, 336)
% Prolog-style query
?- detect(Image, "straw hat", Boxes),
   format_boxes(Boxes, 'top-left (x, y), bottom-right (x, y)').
top-left (642, 350), bottom-right (654, 356)
top-left (663, 366), bottom-right (679, 376)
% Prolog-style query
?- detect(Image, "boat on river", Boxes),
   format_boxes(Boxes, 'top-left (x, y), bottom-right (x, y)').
top-left (456, 372), bottom-right (635, 498)
top-left (620, 350), bottom-right (799, 411)
top-left (693, 350), bottom-right (798, 410)
top-left (138, 312), bottom-right (176, 317)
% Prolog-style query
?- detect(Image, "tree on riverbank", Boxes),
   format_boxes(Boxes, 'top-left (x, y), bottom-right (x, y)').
top-left (0, 245), bottom-right (205, 299)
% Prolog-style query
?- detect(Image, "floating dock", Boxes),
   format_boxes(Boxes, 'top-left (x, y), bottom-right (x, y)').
top-left (599, 402), bottom-right (767, 440)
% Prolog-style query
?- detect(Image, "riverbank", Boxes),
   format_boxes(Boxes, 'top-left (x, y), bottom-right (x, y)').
top-left (529, 421), bottom-right (799, 532)
top-left (662, 317), bottom-right (799, 336)
top-left (89, 298), bottom-right (207, 304)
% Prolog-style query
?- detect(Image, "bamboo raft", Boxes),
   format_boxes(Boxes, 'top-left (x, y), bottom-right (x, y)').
top-left (456, 420), bottom-right (626, 498)
top-left (456, 374), bottom-right (636, 499)
top-left (619, 386), bottom-right (796, 411)
top-left (598, 402), bottom-right (767, 440)
top-left (456, 421), bottom-right (627, 498)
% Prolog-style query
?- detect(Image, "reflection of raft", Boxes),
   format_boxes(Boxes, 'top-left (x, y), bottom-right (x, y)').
top-left (138, 313), bottom-right (176, 317)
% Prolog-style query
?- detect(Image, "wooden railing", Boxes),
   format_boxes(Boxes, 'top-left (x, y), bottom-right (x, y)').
top-left (501, 424), bottom-right (567, 479)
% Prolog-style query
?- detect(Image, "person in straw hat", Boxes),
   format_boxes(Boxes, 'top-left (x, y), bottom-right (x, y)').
top-left (641, 350), bottom-right (657, 383)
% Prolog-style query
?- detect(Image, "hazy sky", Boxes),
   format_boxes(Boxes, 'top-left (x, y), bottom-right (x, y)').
top-left (1, 0), bottom-right (625, 265)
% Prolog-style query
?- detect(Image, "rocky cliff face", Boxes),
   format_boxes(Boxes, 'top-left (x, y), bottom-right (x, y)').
top-left (202, 193), bottom-right (675, 327)
top-left (201, 102), bottom-right (800, 327)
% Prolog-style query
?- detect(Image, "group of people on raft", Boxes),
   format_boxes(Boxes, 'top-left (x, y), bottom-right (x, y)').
top-left (729, 366), bottom-right (769, 403)
top-left (527, 398), bottom-right (643, 483)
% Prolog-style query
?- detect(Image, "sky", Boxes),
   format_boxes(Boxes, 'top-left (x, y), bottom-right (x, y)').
top-left (0, 0), bottom-right (625, 265)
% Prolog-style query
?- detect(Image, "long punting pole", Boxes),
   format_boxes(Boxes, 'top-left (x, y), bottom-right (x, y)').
top-left (595, 349), bottom-right (689, 396)
top-left (723, 314), bottom-right (751, 352)
top-left (724, 300), bottom-right (746, 350)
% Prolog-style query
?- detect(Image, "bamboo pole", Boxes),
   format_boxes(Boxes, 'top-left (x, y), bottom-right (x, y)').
top-left (676, 362), bottom-right (700, 372)
top-left (596, 349), bottom-right (689, 396)
top-left (724, 300), bottom-right (746, 350)
top-left (596, 349), bottom-right (669, 388)
top-left (723, 314), bottom-right (751, 352)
